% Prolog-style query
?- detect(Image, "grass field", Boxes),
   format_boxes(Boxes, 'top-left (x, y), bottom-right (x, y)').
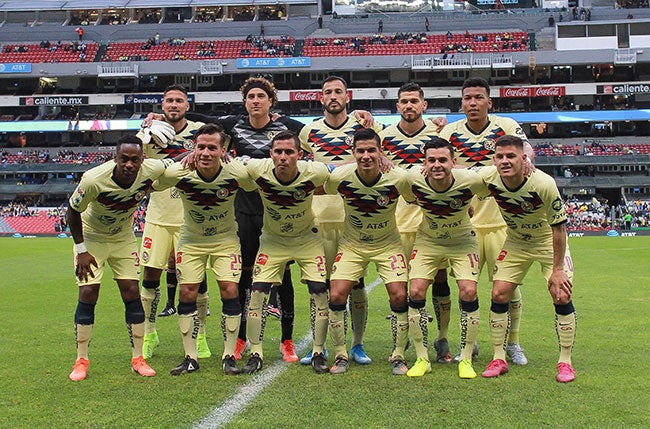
top-left (1, 236), bottom-right (649, 428)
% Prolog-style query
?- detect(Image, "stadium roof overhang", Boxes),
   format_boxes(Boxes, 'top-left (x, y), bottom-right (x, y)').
top-left (0, 0), bottom-right (316, 11)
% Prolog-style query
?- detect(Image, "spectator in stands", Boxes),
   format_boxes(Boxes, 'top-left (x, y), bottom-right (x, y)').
top-left (378, 20), bottom-right (383, 33)
top-left (425, 17), bottom-right (429, 31)
top-left (318, 15), bottom-right (323, 29)
top-left (76, 27), bottom-right (84, 42)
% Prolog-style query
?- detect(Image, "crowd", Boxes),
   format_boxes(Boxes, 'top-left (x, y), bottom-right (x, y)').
top-left (1, 149), bottom-right (111, 165)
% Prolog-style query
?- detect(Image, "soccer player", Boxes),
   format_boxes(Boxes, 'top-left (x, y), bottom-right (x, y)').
top-left (187, 77), bottom-right (307, 362)
top-left (154, 124), bottom-right (254, 375)
top-left (380, 81), bottom-right (453, 363)
top-left (137, 85), bottom-right (212, 361)
top-left (479, 135), bottom-right (576, 383)
top-left (402, 137), bottom-right (486, 379)
top-left (325, 128), bottom-right (411, 375)
top-left (297, 76), bottom-right (384, 366)
top-left (438, 77), bottom-right (534, 365)
top-left (67, 135), bottom-right (169, 381)
top-left (240, 131), bottom-right (330, 374)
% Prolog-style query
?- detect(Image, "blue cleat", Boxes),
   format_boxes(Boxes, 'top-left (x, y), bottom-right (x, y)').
top-left (350, 344), bottom-right (372, 365)
top-left (300, 348), bottom-right (328, 365)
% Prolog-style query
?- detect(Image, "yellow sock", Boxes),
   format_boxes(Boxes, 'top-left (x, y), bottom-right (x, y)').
top-left (328, 307), bottom-right (348, 359)
top-left (311, 293), bottom-right (329, 354)
top-left (556, 312), bottom-right (576, 365)
top-left (221, 314), bottom-right (240, 358)
top-left (408, 305), bottom-right (430, 360)
top-left (349, 287), bottom-right (368, 347)
top-left (508, 287), bottom-right (522, 344)
top-left (246, 290), bottom-right (268, 358)
top-left (460, 309), bottom-right (480, 360)
top-left (129, 322), bottom-right (145, 358)
top-left (391, 311), bottom-right (409, 360)
top-left (179, 311), bottom-right (199, 360)
top-left (74, 323), bottom-right (93, 360)
top-left (433, 295), bottom-right (451, 340)
top-left (489, 310), bottom-right (509, 361)
top-left (197, 291), bottom-right (209, 335)
top-left (140, 286), bottom-right (159, 335)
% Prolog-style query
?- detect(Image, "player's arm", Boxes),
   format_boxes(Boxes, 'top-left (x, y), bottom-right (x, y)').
top-left (548, 221), bottom-right (572, 302)
top-left (67, 204), bottom-right (97, 282)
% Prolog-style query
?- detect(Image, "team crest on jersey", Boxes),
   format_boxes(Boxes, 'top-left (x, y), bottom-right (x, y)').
top-left (183, 140), bottom-right (195, 151)
top-left (376, 195), bottom-right (390, 207)
top-left (256, 253), bottom-right (269, 265)
top-left (410, 249), bottom-right (418, 260)
top-left (449, 199), bottom-right (463, 210)
top-left (135, 190), bottom-right (146, 201)
top-left (267, 131), bottom-right (279, 141)
top-left (497, 250), bottom-right (508, 261)
top-left (281, 223), bottom-right (294, 233)
top-left (484, 139), bottom-right (496, 151)
top-left (176, 252), bottom-right (183, 264)
top-left (552, 197), bottom-right (563, 211)
top-left (345, 135), bottom-right (354, 146)
top-left (293, 189), bottom-right (307, 201)
top-left (143, 237), bottom-right (153, 249)
top-left (520, 201), bottom-right (534, 212)
top-left (142, 251), bottom-right (149, 262)
top-left (217, 188), bottom-right (230, 199)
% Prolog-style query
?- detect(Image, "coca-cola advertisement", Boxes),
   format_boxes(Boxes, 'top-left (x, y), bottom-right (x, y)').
top-left (499, 86), bottom-right (565, 98)
top-left (289, 90), bottom-right (353, 102)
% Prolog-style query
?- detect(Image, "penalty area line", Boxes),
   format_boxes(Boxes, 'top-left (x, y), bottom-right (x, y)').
top-left (193, 277), bottom-right (383, 429)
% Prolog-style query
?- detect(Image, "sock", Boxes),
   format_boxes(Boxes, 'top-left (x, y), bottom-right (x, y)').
top-left (238, 269), bottom-right (252, 340)
top-left (197, 291), bottom-right (209, 336)
top-left (459, 299), bottom-right (480, 361)
top-left (408, 299), bottom-right (429, 360)
top-left (489, 301), bottom-right (510, 361)
top-left (555, 302), bottom-right (577, 365)
top-left (178, 302), bottom-right (199, 360)
top-left (74, 324), bottom-right (93, 360)
top-left (141, 280), bottom-right (160, 335)
top-left (390, 307), bottom-right (409, 361)
top-left (349, 285), bottom-right (368, 347)
top-left (221, 314), bottom-right (241, 358)
top-left (508, 286), bottom-right (522, 344)
top-left (247, 289), bottom-right (269, 358)
top-left (128, 322), bottom-right (145, 358)
top-left (279, 269), bottom-right (295, 342)
top-left (328, 303), bottom-right (348, 359)
top-left (124, 298), bottom-right (146, 358)
top-left (311, 292), bottom-right (329, 354)
top-left (432, 280), bottom-right (451, 341)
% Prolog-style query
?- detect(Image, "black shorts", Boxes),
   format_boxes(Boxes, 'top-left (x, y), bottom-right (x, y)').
top-left (236, 210), bottom-right (263, 268)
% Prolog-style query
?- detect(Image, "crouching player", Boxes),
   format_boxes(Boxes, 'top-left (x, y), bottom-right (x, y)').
top-left (479, 135), bottom-right (577, 382)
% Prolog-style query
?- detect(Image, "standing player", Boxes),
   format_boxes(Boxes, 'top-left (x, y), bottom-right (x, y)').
top-left (439, 77), bottom-right (534, 365)
top-left (402, 138), bottom-right (485, 379)
top-left (380, 81), bottom-right (453, 363)
top-left (138, 85), bottom-right (212, 361)
top-left (154, 124), bottom-right (255, 375)
top-left (240, 131), bottom-right (330, 374)
top-left (297, 76), bottom-right (383, 366)
top-left (325, 128), bottom-right (411, 375)
top-left (479, 136), bottom-right (576, 382)
top-left (67, 135), bottom-right (168, 381)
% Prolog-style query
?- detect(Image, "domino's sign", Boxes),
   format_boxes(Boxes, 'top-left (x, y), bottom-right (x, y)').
top-left (236, 57), bottom-right (311, 69)
top-left (0, 63), bottom-right (32, 73)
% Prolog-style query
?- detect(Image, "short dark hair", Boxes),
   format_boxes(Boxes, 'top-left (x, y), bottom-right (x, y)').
top-left (271, 130), bottom-right (300, 150)
top-left (322, 75), bottom-right (348, 89)
top-left (398, 82), bottom-right (424, 99)
top-left (163, 84), bottom-right (188, 97)
top-left (462, 77), bottom-right (490, 96)
top-left (352, 127), bottom-right (381, 149)
top-left (423, 137), bottom-right (454, 158)
top-left (495, 135), bottom-right (524, 150)
top-left (194, 123), bottom-right (227, 146)
top-left (116, 134), bottom-right (143, 153)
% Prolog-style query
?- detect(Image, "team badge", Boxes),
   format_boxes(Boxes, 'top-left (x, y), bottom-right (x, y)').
top-left (267, 131), bottom-right (279, 141)
top-left (135, 190), bottom-right (146, 201)
top-left (142, 251), bottom-right (149, 262)
top-left (256, 253), bottom-right (269, 266)
top-left (344, 135), bottom-right (353, 147)
top-left (449, 199), bottom-right (462, 210)
top-left (552, 197), bottom-right (563, 212)
top-left (217, 188), bottom-right (230, 199)
top-left (497, 250), bottom-right (508, 261)
top-left (176, 252), bottom-right (183, 264)
top-left (253, 266), bottom-right (262, 276)
top-left (521, 201), bottom-right (534, 212)
top-left (293, 189), bottom-right (306, 200)
top-left (183, 140), bottom-right (195, 151)
top-left (484, 139), bottom-right (495, 151)
top-left (143, 237), bottom-right (153, 249)
top-left (376, 195), bottom-right (390, 207)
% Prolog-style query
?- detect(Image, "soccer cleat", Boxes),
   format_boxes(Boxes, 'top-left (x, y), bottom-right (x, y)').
top-left (458, 358), bottom-right (477, 379)
top-left (350, 344), bottom-right (372, 365)
top-left (506, 343), bottom-right (528, 366)
top-left (482, 359), bottom-right (509, 378)
top-left (266, 305), bottom-right (281, 319)
top-left (197, 333), bottom-right (212, 359)
top-left (132, 356), bottom-right (156, 377)
top-left (556, 362), bottom-right (576, 383)
top-left (241, 353), bottom-right (263, 374)
top-left (158, 302), bottom-right (177, 317)
top-left (69, 357), bottom-right (89, 381)
top-left (300, 348), bottom-right (329, 365)
top-left (234, 338), bottom-right (250, 361)
top-left (280, 339), bottom-right (299, 363)
top-left (311, 352), bottom-right (329, 374)
top-left (453, 342), bottom-right (480, 363)
top-left (433, 338), bottom-right (453, 363)
top-left (406, 357), bottom-right (432, 377)
top-left (170, 355), bottom-right (199, 375)
top-left (390, 358), bottom-right (409, 375)
top-left (143, 331), bottom-right (160, 359)
top-left (330, 356), bottom-right (349, 374)
top-left (222, 355), bottom-right (240, 375)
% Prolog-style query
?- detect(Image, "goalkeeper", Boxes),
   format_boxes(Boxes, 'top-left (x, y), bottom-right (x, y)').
top-left (136, 85), bottom-right (212, 361)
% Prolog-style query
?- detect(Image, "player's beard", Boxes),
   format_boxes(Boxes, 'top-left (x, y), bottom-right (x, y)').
top-left (324, 102), bottom-right (346, 115)
top-left (164, 111), bottom-right (185, 124)
top-left (401, 111), bottom-right (422, 123)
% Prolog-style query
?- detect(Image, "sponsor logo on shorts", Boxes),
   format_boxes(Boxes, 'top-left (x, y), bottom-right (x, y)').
top-left (497, 250), bottom-right (508, 261)
top-left (410, 249), bottom-right (418, 260)
top-left (142, 251), bottom-right (149, 262)
top-left (253, 266), bottom-right (262, 276)
top-left (176, 252), bottom-right (183, 264)
top-left (143, 237), bottom-right (152, 249)
top-left (334, 252), bottom-right (343, 263)
top-left (256, 253), bottom-right (269, 265)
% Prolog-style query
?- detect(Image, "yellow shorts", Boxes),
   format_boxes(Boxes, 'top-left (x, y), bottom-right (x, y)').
top-left (140, 222), bottom-right (180, 269)
top-left (493, 238), bottom-right (574, 285)
top-left (74, 235), bottom-right (140, 287)
top-left (331, 241), bottom-right (408, 284)
top-left (253, 230), bottom-right (327, 284)
top-left (409, 237), bottom-right (480, 282)
top-left (175, 237), bottom-right (241, 284)
top-left (477, 226), bottom-right (507, 281)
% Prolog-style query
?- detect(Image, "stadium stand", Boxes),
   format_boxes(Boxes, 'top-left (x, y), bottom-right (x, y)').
top-left (0, 41), bottom-right (99, 63)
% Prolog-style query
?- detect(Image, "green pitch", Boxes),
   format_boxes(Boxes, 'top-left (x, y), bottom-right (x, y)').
top-left (1, 236), bottom-right (648, 428)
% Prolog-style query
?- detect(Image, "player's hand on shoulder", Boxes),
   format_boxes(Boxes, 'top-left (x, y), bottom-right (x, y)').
top-left (141, 112), bottom-right (165, 128)
top-left (523, 155), bottom-right (536, 177)
top-left (353, 110), bottom-right (374, 127)
top-left (429, 116), bottom-right (448, 133)
top-left (379, 155), bottom-right (394, 173)
top-left (181, 151), bottom-right (197, 171)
